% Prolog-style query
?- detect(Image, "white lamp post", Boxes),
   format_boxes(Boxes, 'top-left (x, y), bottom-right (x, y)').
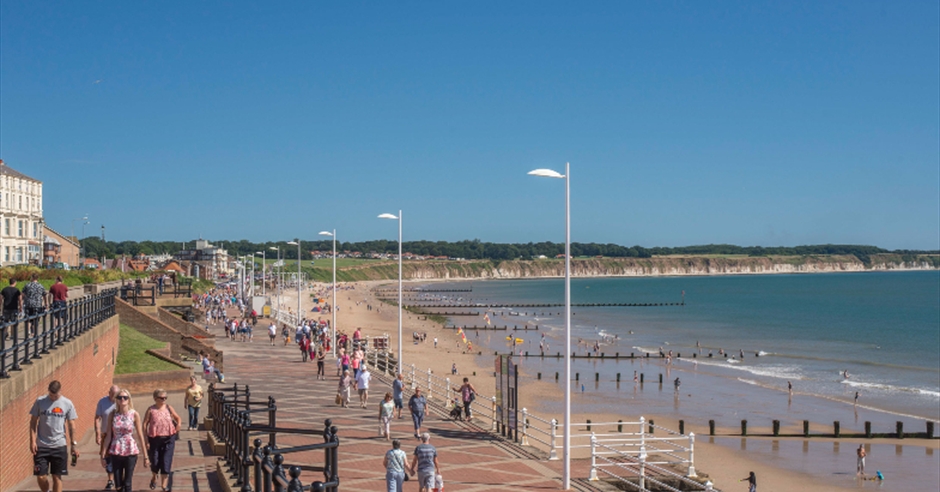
top-left (256, 251), bottom-right (266, 296)
top-left (319, 230), bottom-right (338, 357)
top-left (528, 163), bottom-right (571, 489)
top-left (378, 211), bottom-right (403, 374)
top-left (287, 240), bottom-right (302, 326)
top-left (250, 253), bottom-right (256, 299)
top-left (269, 246), bottom-right (281, 318)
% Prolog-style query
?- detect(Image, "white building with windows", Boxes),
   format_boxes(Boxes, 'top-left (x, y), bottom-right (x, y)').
top-left (0, 159), bottom-right (44, 266)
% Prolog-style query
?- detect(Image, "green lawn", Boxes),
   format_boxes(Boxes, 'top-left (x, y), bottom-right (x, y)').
top-left (115, 324), bottom-right (183, 374)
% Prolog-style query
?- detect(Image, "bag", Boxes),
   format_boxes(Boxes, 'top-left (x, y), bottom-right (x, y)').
top-left (335, 394), bottom-right (342, 405)
top-left (468, 391), bottom-right (475, 403)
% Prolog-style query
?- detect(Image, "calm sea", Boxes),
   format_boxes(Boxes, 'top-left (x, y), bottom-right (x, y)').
top-left (426, 270), bottom-right (940, 421)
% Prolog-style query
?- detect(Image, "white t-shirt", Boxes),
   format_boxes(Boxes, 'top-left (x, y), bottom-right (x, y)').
top-left (268, 325), bottom-right (277, 336)
top-left (356, 370), bottom-right (371, 390)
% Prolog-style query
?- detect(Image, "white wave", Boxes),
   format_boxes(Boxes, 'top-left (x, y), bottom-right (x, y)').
top-left (632, 346), bottom-right (661, 354)
top-left (726, 359), bottom-right (741, 364)
top-left (757, 351), bottom-right (771, 357)
top-left (681, 358), bottom-right (806, 380)
top-left (840, 380), bottom-right (940, 398)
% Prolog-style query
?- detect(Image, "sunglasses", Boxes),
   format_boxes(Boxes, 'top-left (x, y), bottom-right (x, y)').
top-left (116, 396), bottom-right (130, 401)
top-left (156, 396), bottom-right (167, 401)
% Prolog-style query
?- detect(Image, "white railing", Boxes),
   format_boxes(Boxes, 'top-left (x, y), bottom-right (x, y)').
top-left (358, 347), bottom-right (699, 485)
top-left (592, 440), bottom-right (713, 491)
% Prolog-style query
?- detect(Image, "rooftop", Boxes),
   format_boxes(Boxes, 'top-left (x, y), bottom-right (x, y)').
top-left (0, 159), bottom-right (42, 184)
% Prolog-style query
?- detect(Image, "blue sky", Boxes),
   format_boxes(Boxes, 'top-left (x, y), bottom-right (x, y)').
top-left (2, 1), bottom-right (938, 249)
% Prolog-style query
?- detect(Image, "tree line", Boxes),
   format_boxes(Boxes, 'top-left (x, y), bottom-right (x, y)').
top-left (78, 237), bottom-right (937, 263)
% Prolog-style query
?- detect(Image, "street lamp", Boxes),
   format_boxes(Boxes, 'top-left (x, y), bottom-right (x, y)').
top-left (71, 215), bottom-right (88, 267)
top-left (287, 240), bottom-right (302, 326)
top-left (319, 230), bottom-right (338, 357)
top-left (528, 163), bottom-right (571, 489)
top-left (256, 251), bottom-right (266, 296)
top-left (269, 246), bottom-right (281, 316)
top-left (250, 253), bottom-right (256, 299)
top-left (378, 212), bottom-right (403, 374)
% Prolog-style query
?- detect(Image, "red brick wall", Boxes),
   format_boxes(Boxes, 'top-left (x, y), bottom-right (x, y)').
top-left (0, 316), bottom-right (119, 491)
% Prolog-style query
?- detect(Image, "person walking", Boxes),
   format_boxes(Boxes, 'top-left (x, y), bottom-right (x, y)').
top-left (2, 278), bottom-right (22, 332)
top-left (100, 389), bottom-right (148, 492)
top-left (409, 433), bottom-right (440, 492)
top-left (357, 365), bottom-right (372, 408)
top-left (29, 380), bottom-right (79, 492)
top-left (95, 385), bottom-right (120, 490)
top-left (142, 389), bottom-right (181, 492)
top-left (48, 276), bottom-right (69, 328)
top-left (453, 377), bottom-right (477, 423)
top-left (393, 373), bottom-right (405, 419)
top-left (267, 322), bottom-right (277, 346)
top-left (383, 439), bottom-right (408, 492)
top-left (23, 274), bottom-right (47, 335)
top-left (316, 348), bottom-right (326, 380)
top-left (408, 388), bottom-right (428, 438)
top-left (338, 370), bottom-right (352, 408)
top-left (185, 376), bottom-right (204, 431)
top-left (379, 392), bottom-right (395, 440)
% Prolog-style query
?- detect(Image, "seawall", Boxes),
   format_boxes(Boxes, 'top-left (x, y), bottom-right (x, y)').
top-left (0, 315), bottom-right (120, 491)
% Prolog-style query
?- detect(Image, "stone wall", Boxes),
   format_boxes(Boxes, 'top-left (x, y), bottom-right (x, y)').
top-left (0, 316), bottom-right (120, 491)
top-left (156, 308), bottom-right (216, 348)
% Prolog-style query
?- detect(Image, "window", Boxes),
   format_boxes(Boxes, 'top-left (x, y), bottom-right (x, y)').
top-left (18, 195), bottom-right (22, 209)
top-left (18, 220), bottom-right (24, 237)
top-left (4, 219), bottom-right (9, 236)
top-left (16, 247), bottom-right (23, 262)
top-left (4, 247), bottom-right (9, 262)
top-left (33, 222), bottom-right (38, 238)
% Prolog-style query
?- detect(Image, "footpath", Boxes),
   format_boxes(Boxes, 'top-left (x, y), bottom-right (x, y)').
top-left (212, 332), bottom-right (598, 491)
top-left (12, 309), bottom-right (599, 491)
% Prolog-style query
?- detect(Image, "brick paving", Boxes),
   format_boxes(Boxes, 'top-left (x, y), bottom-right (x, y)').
top-left (214, 334), bottom-right (599, 491)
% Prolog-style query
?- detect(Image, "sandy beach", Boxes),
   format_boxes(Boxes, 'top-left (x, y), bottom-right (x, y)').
top-left (280, 279), bottom-right (939, 491)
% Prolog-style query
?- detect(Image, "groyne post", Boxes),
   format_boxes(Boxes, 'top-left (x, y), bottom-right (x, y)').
top-left (803, 420), bottom-right (810, 437)
top-left (896, 421), bottom-right (904, 439)
top-left (679, 420), bottom-right (685, 435)
top-left (772, 420), bottom-right (780, 437)
top-left (928, 421), bottom-right (935, 438)
top-left (833, 421), bottom-right (840, 438)
top-left (865, 421), bottom-right (872, 439)
top-left (709, 420), bottom-right (715, 436)
top-left (741, 420), bottom-right (747, 436)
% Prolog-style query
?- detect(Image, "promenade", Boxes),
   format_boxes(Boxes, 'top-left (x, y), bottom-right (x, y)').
top-left (210, 332), bottom-right (599, 491)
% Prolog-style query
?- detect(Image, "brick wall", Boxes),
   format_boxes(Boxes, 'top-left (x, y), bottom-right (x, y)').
top-left (115, 299), bottom-right (223, 371)
top-left (0, 316), bottom-right (119, 491)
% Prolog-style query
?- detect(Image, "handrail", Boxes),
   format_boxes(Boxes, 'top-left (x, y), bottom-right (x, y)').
top-left (0, 288), bottom-right (117, 378)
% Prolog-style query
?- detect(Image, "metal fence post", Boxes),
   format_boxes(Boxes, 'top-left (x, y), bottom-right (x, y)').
top-left (521, 408), bottom-right (529, 446)
top-left (491, 396), bottom-right (497, 432)
top-left (410, 364), bottom-right (416, 389)
top-left (639, 446), bottom-right (647, 490)
top-left (639, 416), bottom-right (646, 450)
top-left (445, 377), bottom-right (451, 403)
top-left (427, 368), bottom-right (433, 399)
top-left (548, 419), bottom-right (558, 460)
top-left (589, 432), bottom-right (599, 480)
top-left (688, 432), bottom-right (697, 477)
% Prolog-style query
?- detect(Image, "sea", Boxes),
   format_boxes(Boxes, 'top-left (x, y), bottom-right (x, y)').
top-left (419, 270), bottom-right (940, 427)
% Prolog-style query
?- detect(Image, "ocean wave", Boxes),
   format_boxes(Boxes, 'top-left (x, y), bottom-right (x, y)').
top-left (683, 358), bottom-right (806, 380)
top-left (840, 380), bottom-right (940, 398)
top-left (632, 346), bottom-right (661, 355)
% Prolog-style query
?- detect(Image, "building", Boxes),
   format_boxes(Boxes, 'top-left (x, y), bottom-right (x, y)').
top-left (0, 160), bottom-right (44, 266)
top-left (43, 226), bottom-right (81, 268)
top-left (176, 239), bottom-right (232, 280)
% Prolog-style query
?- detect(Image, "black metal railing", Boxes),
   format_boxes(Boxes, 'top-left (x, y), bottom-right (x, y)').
top-left (208, 383), bottom-right (340, 492)
top-left (0, 288), bottom-right (117, 378)
top-left (174, 278), bottom-right (193, 298)
top-left (120, 284), bottom-right (156, 306)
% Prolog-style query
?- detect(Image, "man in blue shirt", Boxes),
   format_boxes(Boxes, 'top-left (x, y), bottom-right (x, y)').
top-left (408, 388), bottom-right (427, 438)
top-left (409, 433), bottom-right (440, 492)
top-left (392, 373), bottom-right (404, 419)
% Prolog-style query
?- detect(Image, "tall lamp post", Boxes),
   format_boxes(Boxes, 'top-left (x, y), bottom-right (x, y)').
top-left (286, 240), bottom-right (302, 326)
top-left (319, 230), bottom-right (338, 357)
top-left (250, 253), bottom-right (256, 299)
top-left (256, 251), bottom-right (266, 296)
top-left (528, 163), bottom-right (571, 490)
top-left (269, 246), bottom-right (281, 318)
top-left (378, 211), bottom-right (402, 373)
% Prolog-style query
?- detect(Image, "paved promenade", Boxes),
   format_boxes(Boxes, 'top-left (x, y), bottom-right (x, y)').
top-left (12, 315), bottom-right (599, 491)
top-left (213, 334), bottom-right (598, 491)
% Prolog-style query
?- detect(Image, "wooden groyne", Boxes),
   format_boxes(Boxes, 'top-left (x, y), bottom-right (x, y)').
top-left (402, 302), bottom-right (684, 308)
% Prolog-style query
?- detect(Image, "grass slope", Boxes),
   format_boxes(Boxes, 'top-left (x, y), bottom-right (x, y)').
top-left (115, 324), bottom-right (182, 374)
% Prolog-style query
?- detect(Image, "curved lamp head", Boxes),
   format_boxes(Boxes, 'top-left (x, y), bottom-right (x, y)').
top-left (255, 251), bottom-right (263, 255)
top-left (269, 246), bottom-right (278, 251)
top-left (528, 168), bottom-right (565, 179)
top-left (318, 231), bottom-right (334, 237)
top-left (378, 213), bottom-right (399, 220)
top-left (287, 241), bottom-right (299, 246)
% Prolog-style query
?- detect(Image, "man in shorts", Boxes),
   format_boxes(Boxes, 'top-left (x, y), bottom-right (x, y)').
top-left (393, 373), bottom-right (404, 419)
top-left (95, 385), bottom-right (120, 490)
top-left (2, 278), bottom-right (22, 332)
top-left (48, 276), bottom-right (69, 328)
top-left (30, 380), bottom-right (79, 492)
top-left (356, 365), bottom-right (372, 408)
top-left (22, 274), bottom-right (48, 335)
top-left (409, 433), bottom-right (440, 492)
top-left (267, 322), bottom-right (277, 346)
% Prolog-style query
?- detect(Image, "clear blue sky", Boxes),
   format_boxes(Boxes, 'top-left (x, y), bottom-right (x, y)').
top-left (2, 1), bottom-right (938, 250)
